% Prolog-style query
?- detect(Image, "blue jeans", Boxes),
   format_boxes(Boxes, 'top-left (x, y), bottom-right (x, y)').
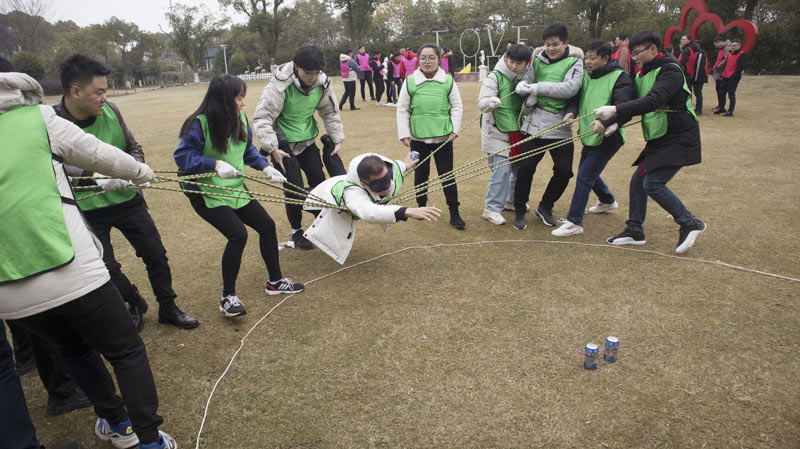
top-left (0, 321), bottom-right (39, 449)
top-left (626, 164), bottom-right (695, 233)
top-left (566, 144), bottom-right (619, 225)
top-left (484, 154), bottom-right (518, 212)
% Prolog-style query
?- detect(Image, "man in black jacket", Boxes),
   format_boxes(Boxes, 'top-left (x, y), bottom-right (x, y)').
top-left (594, 30), bottom-right (706, 254)
top-left (678, 34), bottom-right (703, 114)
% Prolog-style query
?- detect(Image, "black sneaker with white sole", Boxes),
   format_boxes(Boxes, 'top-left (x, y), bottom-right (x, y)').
top-left (513, 210), bottom-right (527, 230)
top-left (675, 219), bottom-right (706, 254)
top-left (292, 230), bottom-right (313, 250)
top-left (220, 295), bottom-right (246, 317)
top-left (606, 228), bottom-right (646, 246)
top-left (265, 277), bottom-right (305, 295)
top-left (535, 206), bottom-right (557, 227)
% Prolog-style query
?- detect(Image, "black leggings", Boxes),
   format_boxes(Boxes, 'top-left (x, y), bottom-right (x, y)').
top-left (339, 81), bottom-right (356, 110)
top-left (373, 74), bottom-right (385, 102)
top-left (360, 71), bottom-right (375, 100)
top-left (188, 196), bottom-right (282, 295)
top-left (409, 140), bottom-right (459, 207)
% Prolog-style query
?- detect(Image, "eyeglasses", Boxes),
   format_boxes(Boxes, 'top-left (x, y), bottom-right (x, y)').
top-left (419, 56), bottom-right (438, 62)
top-left (631, 44), bottom-right (655, 58)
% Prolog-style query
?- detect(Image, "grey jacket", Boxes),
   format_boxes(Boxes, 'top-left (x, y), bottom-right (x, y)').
top-left (253, 62), bottom-right (344, 156)
top-left (478, 56), bottom-right (526, 156)
top-left (520, 45), bottom-right (584, 139)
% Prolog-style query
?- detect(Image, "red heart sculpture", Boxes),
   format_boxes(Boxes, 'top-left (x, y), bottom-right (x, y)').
top-left (664, 0), bottom-right (758, 53)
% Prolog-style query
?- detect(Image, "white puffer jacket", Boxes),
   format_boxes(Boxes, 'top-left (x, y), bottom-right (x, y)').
top-left (0, 73), bottom-right (145, 319)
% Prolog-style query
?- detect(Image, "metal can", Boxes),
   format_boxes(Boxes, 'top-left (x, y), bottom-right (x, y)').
top-left (410, 151), bottom-right (419, 160)
top-left (584, 343), bottom-right (599, 370)
top-left (603, 336), bottom-right (619, 362)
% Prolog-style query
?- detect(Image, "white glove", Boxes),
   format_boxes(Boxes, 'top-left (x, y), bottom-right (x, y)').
top-left (263, 165), bottom-right (287, 183)
top-left (515, 81), bottom-right (538, 96)
top-left (486, 96), bottom-right (502, 110)
top-left (594, 105), bottom-right (617, 120)
top-left (93, 173), bottom-right (129, 191)
top-left (603, 123), bottom-right (619, 137)
top-left (132, 162), bottom-right (154, 185)
top-left (215, 160), bottom-right (240, 179)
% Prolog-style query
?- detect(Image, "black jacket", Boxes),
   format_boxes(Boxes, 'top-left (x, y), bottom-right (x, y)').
top-left (679, 40), bottom-right (700, 77)
top-left (369, 58), bottom-right (383, 80)
top-left (616, 53), bottom-right (701, 170)
top-left (694, 50), bottom-right (709, 84)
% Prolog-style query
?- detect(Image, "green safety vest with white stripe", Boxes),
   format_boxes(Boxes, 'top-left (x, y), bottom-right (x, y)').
top-left (330, 161), bottom-right (404, 219)
top-left (578, 70), bottom-right (626, 146)
top-left (75, 103), bottom-right (136, 211)
top-left (635, 63), bottom-right (698, 141)
top-left (276, 84), bottom-right (323, 143)
top-left (533, 56), bottom-right (579, 113)
top-left (190, 112), bottom-right (252, 209)
top-left (491, 70), bottom-right (524, 132)
top-left (406, 73), bottom-right (454, 139)
top-left (0, 105), bottom-right (75, 284)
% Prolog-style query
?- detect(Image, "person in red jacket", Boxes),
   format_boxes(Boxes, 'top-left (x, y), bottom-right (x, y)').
top-left (611, 35), bottom-right (631, 73)
top-left (719, 39), bottom-right (746, 117)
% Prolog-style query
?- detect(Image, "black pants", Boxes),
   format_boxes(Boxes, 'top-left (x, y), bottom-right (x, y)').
top-left (84, 195), bottom-right (176, 306)
top-left (271, 143), bottom-right (344, 230)
top-left (6, 321), bottom-right (76, 400)
top-left (720, 77), bottom-right (740, 113)
top-left (514, 137), bottom-right (575, 212)
top-left (715, 79), bottom-right (725, 110)
top-left (339, 81), bottom-right (357, 110)
top-left (386, 79), bottom-right (397, 103)
top-left (11, 281), bottom-right (162, 444)
top-left (373, 74), bottom-right (385, 102)
top-left (410, 140), bottom-right (459, 207)
top-left (360, 71), bottom-right (375, 100)
top-left (189, 196), bottom-right (282, 295)
top-left (690, 80), bottom-right (703, 112)
top-left (0, 321), bottom-right (39, 449)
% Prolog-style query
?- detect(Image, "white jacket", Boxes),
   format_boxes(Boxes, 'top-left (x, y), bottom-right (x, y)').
top-left (0, 73), bottom-right (145, 319)
top-left (252, 61), bottom-right (344, 156)
top-left (478, 55), bottom-right (527, 156)
top-left (303, 153), bottom-right (407, 264)
top-left (396, 67), bottom-right (463, 144)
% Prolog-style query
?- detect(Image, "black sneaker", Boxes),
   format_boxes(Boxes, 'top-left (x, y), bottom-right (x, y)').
top-left (46, 387), bottom-right (92, 415)
top-left (220, 295), bottom-right (246, 317)
top-left (449, 207), bottom-right (466, 230)
top-left (292, 230), bottom-right (313, 250)
top-left (713, 107), bottom-right (726, 114)
top-left (535, 206), bottom-right (557, 227)
top-left (723, 112), bottom-right (733, 117)
top-left (265, 278), bottom-right (305, 295)
top-left (676, 219), bottom-right (706, 254)
top-left (513, 210), bottom-right (527, 230)
top-left (607, 228), bottom-right (646, 246)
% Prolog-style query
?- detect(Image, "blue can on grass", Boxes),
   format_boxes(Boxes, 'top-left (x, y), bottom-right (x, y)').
top-left (410, 151), bottom-right (419, 160)
top-left (603, 336), bottom-right (619, 362)
top-left (584, 343), bottom-right (599, 370)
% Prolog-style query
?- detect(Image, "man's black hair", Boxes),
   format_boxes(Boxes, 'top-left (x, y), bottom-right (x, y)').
top-left (616, 35), bottom-right (626, 41)
top-left (373, 50), bottom-right (381, 56)
top-left (629, 30), bottom-right (663, 52)
top-left (543, 24), bottom-right (568, 42)
top-left (0, 56), bottom-right (15, 73)
top-left (713, 35), bottom-right (725, 43)
top-left (60, 53), bottom-right (111, 94)
top-left (506, 43), bottom-right (532, 63)
top-left (507, 40), bottom-right (516, 45)
top-left (293, 45), bottom-right (326, 71)
top-left (731, 38), bottom-right (742, 45)
top-left (344, 49), bottom-right (354, 56)
top-left (681, 34), bottom-right (692, 40)
top-left (357, 155), bottom-right (386, 181)
top-left (586, 40), bottom-right (613, 59)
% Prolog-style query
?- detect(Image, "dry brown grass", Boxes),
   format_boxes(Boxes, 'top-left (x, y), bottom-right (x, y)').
top-left (25, 75), bottom-right (800, 448)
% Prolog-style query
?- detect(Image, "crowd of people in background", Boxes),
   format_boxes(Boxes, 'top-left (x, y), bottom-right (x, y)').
top-left (1, 19), bottom-right (752, 448)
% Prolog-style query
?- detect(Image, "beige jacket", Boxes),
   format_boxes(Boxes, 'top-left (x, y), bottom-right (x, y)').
top-left (252, 62), bottom-right (345, 156)
top-left (0, 73), bottom-right (147, 319)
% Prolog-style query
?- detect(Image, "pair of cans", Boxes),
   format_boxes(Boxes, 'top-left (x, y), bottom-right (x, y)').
top-left (583, 336), bottom-right (619, 370)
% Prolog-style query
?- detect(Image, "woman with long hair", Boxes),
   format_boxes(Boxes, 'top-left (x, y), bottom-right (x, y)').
top-left (174, 74), bottom-right (304, 318)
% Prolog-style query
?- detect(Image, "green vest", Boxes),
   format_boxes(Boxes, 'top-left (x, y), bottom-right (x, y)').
top-left (578, 70), bottom-right (626, 146)
top-left (533, 56), bottom-right (578, 113)
top-left (406, 74), bottom-right (454, 139)
top-left (276, 84), bottom-right (323, 143)
top-left (191, 112), bottom-right (252, 209)
top-left (635, 63), bottom-right (698, 141)
top-left (0, 105), bottom-right (75, 284)
top-left (330, 161), bottom-right (404, 219)
top-left (75, 103), bottom-right (136, 211)
top-left (491, 70), bottom-right (524, 132)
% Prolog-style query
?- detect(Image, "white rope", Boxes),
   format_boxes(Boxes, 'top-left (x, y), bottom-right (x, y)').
top-left (193, 238), bottom-right (799, 448)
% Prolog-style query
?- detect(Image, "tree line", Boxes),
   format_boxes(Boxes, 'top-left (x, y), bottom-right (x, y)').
top-left (1, 0), bottom-right (797, 92)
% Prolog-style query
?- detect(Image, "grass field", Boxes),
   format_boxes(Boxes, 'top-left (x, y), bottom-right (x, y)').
top-left (22, 75), bottom-right (800, 448)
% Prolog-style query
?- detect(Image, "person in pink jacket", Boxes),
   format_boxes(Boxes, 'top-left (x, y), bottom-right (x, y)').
top-left (355, 46), bottom-right (375, 101)
top-left (401, 49), bottom-right (418, 80)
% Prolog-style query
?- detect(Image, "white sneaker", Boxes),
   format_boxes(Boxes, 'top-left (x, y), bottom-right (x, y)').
top-left (376, 102), bottom-right (383, 106)
top-left (588, 200), bottom-right (618, 214)
top-left (551, 220), bottom-right (584, 236)
top-left (503, 202), bottom-right (530, 212)
top-left (482, 209), bottom-right (506, 225)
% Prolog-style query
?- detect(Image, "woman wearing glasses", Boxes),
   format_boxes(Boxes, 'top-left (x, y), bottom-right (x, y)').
top-left (396, 44), bottom-right (465, 229)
